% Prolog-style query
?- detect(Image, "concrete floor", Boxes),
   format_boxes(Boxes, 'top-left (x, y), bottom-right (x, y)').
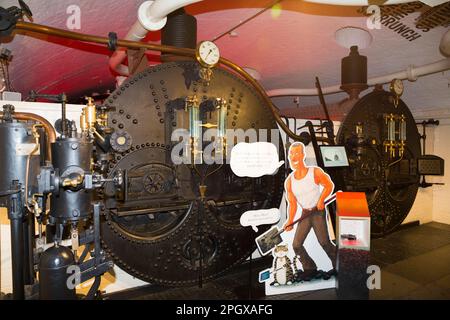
top-left (105, 222), bottom-right (450, 300)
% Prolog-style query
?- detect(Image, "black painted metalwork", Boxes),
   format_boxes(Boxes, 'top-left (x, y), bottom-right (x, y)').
top-left (337, 90), bottom-right (421, 236)
top-left (100, 61), bottom-right (285, 286)
top-left (49, 137), bottom-right (93, 224)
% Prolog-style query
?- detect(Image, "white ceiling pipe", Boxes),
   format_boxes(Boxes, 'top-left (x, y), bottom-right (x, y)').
top-left (440, 29), bottom-right (450, 57)
top-left (269, 26), bottom-right (450, 97)
top-left (267, 85), bottom-right (343, 97)
top-left (303, 0), bottom-right (415, 5)
top-left (109, 0), bottom-right (204, 76)
top-left (368, 58), bottom-right (450, 84)
top-left (267, 58), bottom-right (450, 97)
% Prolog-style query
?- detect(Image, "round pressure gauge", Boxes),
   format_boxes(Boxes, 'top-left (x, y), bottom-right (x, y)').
top-left (196, 41), bottom-right (220, 68)
top-left (390, 79), bottom-right (404, 97)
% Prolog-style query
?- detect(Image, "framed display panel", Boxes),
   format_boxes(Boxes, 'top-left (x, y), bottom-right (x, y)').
top-left (319, 145), bottom-right (349, 168)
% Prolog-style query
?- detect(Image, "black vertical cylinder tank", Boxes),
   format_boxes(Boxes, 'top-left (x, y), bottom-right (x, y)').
top-left (0, 120), bottom-right (41, 299)
top-left (39, 245), bottom-right (76, 300)
top-left (161, 8), bottom-right (197, 62)
top-left (0, 122), bottom-right (40, 205)
top-left (341, 46), bottom-right (368, 87)
top-left (50, 137), bottom-right (93, 223)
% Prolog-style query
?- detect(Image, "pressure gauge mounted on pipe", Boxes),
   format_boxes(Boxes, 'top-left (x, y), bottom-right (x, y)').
top-left (196, 41), bottom-right (220, 68)
top-left (390, 78), bottom-right (404, 108)
top-left (196, 41), bottom-right (220, 85)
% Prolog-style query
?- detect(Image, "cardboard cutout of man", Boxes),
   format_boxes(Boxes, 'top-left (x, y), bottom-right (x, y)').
top-left (284, 142), bottom-right (336, 280)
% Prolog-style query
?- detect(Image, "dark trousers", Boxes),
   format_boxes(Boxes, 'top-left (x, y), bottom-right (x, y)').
top-left (292, 210), bottom-right (336, 271)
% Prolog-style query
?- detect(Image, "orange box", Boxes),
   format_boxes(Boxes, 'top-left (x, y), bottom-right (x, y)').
top-left (336, 192), bottom-right (370, 218)
top-left (336, 192), bottom-right (370, 250)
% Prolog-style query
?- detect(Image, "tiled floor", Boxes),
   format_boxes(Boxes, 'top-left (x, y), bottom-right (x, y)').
top-left (106, 222), bottom-right (450, 300)
top-left (369, 222), bottom-right (450, 300)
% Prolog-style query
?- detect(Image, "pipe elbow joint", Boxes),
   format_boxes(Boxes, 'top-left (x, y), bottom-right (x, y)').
top-left (138, 1), bottom-right (168, 31)
top-left (407, 65), bottom-right (418, 82)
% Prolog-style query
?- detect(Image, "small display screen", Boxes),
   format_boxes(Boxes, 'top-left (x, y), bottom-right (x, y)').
top-left (320, 146), bottom-right (349, 168)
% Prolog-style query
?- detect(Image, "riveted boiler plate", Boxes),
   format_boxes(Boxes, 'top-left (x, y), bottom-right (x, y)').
top-left (100, 61), bottom-right (285, 285)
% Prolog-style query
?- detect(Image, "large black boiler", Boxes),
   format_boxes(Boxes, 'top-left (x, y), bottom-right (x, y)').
top-left (100, 62), bottom-right (285, 286)
top-left (336, 89), bottom-right (422, 236)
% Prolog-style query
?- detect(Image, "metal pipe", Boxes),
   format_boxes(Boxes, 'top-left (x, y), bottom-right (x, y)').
top-left (267, 58), bottom-right (450, 97)
top-left (22, 220), bottom-right (31, 285)
top-left (14, 21), bottom-right (305, 141)
top-left (25, 211), bottom-right (35, 285)
top-left (24, 125), bottom-right (40, 213)
top-left (11, 218), bottom-right (25, 300)
top-left (367, 58), bottom-right (450, 84)
top-left (0, 111), bottom-right (56, 161)
top-left (144, 0), bottom-right (203, 27)
top-left (440, 29), bottom-right (450, 57)
top-left (110, 0), bottom-right (204, 76)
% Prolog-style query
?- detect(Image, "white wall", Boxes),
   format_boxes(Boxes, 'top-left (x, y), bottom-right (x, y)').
top-left (430, 119), bottom-right (450, 225)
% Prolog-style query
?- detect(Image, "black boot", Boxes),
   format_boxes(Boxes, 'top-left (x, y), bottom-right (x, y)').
top-left (327, 268), bottom-right (338, 278)
top-left (296, 269), bottom-right (318, 282)
top-left (318, 270), bottom-right (331, 280)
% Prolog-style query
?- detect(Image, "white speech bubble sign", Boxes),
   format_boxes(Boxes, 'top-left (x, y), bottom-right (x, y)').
top-left (240, 208), bottom-right (281, 232)
top-left (230, 142), bottom-right (284, 178)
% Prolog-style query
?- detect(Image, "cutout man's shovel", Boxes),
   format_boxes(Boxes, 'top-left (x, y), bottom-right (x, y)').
top-left (256, 192), bottom-right (339, 256)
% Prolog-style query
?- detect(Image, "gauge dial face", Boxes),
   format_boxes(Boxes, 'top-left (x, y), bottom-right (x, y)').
top-left (196, 41), bottom-right (220, 68)
top-left (390, 79), bottom-right (404, 97)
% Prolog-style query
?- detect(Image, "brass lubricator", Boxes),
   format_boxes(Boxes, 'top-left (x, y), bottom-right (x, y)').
top-left (80, 97), bottom-right (105, 142)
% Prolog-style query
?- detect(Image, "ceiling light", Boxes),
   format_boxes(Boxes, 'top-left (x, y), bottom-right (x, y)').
top-left (335, 26), bottom-right (373, 50)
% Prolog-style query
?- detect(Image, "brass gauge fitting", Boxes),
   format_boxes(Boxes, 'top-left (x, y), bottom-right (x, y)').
top-left (399, 114), bottom-right (407, 157)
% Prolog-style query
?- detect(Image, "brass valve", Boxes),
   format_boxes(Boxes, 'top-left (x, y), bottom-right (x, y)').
top-left (199, 67), bottom-right (213, 85)
top-left (199, 185), bottom-right (207, 200)
top-left (185, 95), bottom-right (199, 111)
top-left (62, 175), bottom-right (84, 188)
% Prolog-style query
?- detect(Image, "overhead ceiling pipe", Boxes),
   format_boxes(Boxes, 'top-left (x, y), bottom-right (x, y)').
top-left (268, 29), bottom-right (450, 98)
top-left (267, 58), bottom-right (450, 98)
top-left (109, 0), bottom-right (204, 76)
top-left (440, 29), bottom-right (450, 57)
